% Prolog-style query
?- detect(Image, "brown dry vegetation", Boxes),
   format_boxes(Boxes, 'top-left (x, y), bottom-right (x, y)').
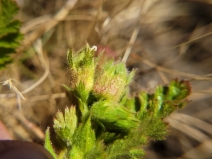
top-left (1, 0), bottom-right (212, 158)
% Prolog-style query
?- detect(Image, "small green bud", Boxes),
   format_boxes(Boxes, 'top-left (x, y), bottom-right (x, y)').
top-left (67, 45), bottom-right (96, 100)
top-left (165, 79), bottom-right (191, 100)
top-left (90, 100), bottom-right (139, 132)
top-left (53, 107), bottom-right (77, 146)
top-left (137, 92), bottom-right (148, 114)
top-left (124, 97), bottom-right (136, 112)
top-left (153, 85), bottom-right (164, 114)
top-left (93, 61), bottom-right (134, 102)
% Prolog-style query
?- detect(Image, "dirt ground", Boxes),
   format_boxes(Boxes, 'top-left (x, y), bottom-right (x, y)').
top-left (1, 0), bottom-right (212, 158)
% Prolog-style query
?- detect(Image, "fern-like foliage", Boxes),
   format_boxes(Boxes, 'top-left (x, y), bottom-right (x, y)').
top-left (0, 0), bottom-right (23, 68)
top-left (45, 45), bottom-right (191, 159)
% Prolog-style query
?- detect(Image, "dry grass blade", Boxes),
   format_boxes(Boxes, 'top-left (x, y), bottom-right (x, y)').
top-left (165, 115), bottom-right (209, 142)
top-left (179, 139), bottom-right (212, 159)
top-left (22, 39), bottom-right (49, 94)
top-left (13, 111), bottom-right (44, 140)
top-left (29, 93), bottom-right (66, 102)
top-left (131, 53), bottom-right (212, 81)
top-left (1, 79), bottom-right (25, 100)
top-left (18, 0), bottom-right (78, 53)
top-left (21, 14), bottom-right (52, 34)
top-left (193, 106), bottom-right (212, 120)
top-left (157, 30), bottom-right (212, 54)
top-left (0, 39), bottom-right (49, 99)
top-left (122, 27), bottom-right (140, 63)
top-left (168, 113), bottom-right (212, 136)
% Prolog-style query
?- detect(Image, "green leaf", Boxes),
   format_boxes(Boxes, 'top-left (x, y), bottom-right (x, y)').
top-left (165, 79), bottom-right (191, 100)
top-left (44, 128), bottom-right (57, 159)
top-left (0, 0), bottom-right (19, 24)
top-left (142, 117), bottom-right (168, 140)
top-left (136, 92), bottom-right (148, 119)
top-left (107, 132), bottom-right (146, 159)
top-left (0, 20), bottom-right (22, 38)
top-left (69, 117), bottom-right (96, 158)
top-left (62, 84), bottom-right (72, 91)
top-left (75, 81), bottom-right (89, 102)
top-left (154, 86), bottom-right (164, 111)
top-left (84, 141), bottom-right (106, 159)
top-left (67, 49), bottom-right (74, 67)
top-left (124, 97), bottom-right (136, 112)
top-left (0, 32), bottom-right (23, 48)
top-left (0, 0), bottom-right (23, 69)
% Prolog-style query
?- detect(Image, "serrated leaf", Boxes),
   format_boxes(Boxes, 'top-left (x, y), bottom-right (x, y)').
top-left (124, 97), bottom-right (136, 112)
top-left (69, 117), bottom-right (96, 158)
top-left (165, 79), bottom-right (191, 100)
top-left (67, 49), bottom-right (73, 67)
top-left (84, 141), bottom-right (106, 159)
top-left (154, 86), bottom-right (164, 111)
top-left (0, 20), bottom-right (22, 37)
top-left (44, 128), bottom-right (57, 159)
top-left (142, 117), bottom-right (168, 140)
top-left (75, 81), bottom-right (89, 102)
top-left (0, 0), bottom-right (23, 69)
top-left (0, 32), bottom-right (23, 48)
top-left (0, 0), bottom-right (19, 26)
top-left (136, 91), bottom-right (148, 119)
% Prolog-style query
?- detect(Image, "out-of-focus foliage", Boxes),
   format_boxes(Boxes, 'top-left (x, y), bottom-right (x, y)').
top-left (0, 0), bottom-right (23, 69)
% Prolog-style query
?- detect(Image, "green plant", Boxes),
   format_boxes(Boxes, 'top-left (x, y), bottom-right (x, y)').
top-left (0, 0), bottom-right (23, 69)
top-left (45, 45), bottom-right (191, 159)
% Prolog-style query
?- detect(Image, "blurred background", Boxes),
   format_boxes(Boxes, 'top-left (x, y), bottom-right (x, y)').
top-left (1, 0), bottom-right (212, 158)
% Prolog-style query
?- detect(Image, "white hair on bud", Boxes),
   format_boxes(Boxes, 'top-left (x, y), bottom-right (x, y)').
top-left (91, 46), bottom-right (97, 51)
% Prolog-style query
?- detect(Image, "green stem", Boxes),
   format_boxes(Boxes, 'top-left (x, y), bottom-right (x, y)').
top-left (78, 98), bottom-right (89, 123)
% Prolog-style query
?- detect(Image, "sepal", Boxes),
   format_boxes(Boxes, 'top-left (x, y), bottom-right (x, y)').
top-left (67, 45), bottom-right (96, 97)
top-left (90, 100), bottom-right (139, 132)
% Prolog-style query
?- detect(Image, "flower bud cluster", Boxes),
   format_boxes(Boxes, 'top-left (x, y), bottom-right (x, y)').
top-left (68, 45), bottom-right (134, 103)
top-left (67, 45), bottom-right (136, 132)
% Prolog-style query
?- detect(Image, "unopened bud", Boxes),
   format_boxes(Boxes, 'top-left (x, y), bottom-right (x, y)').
top-left (93, 61), bottom-right (134, 102)
top-left (90, 100), bottom-right (139, 132)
